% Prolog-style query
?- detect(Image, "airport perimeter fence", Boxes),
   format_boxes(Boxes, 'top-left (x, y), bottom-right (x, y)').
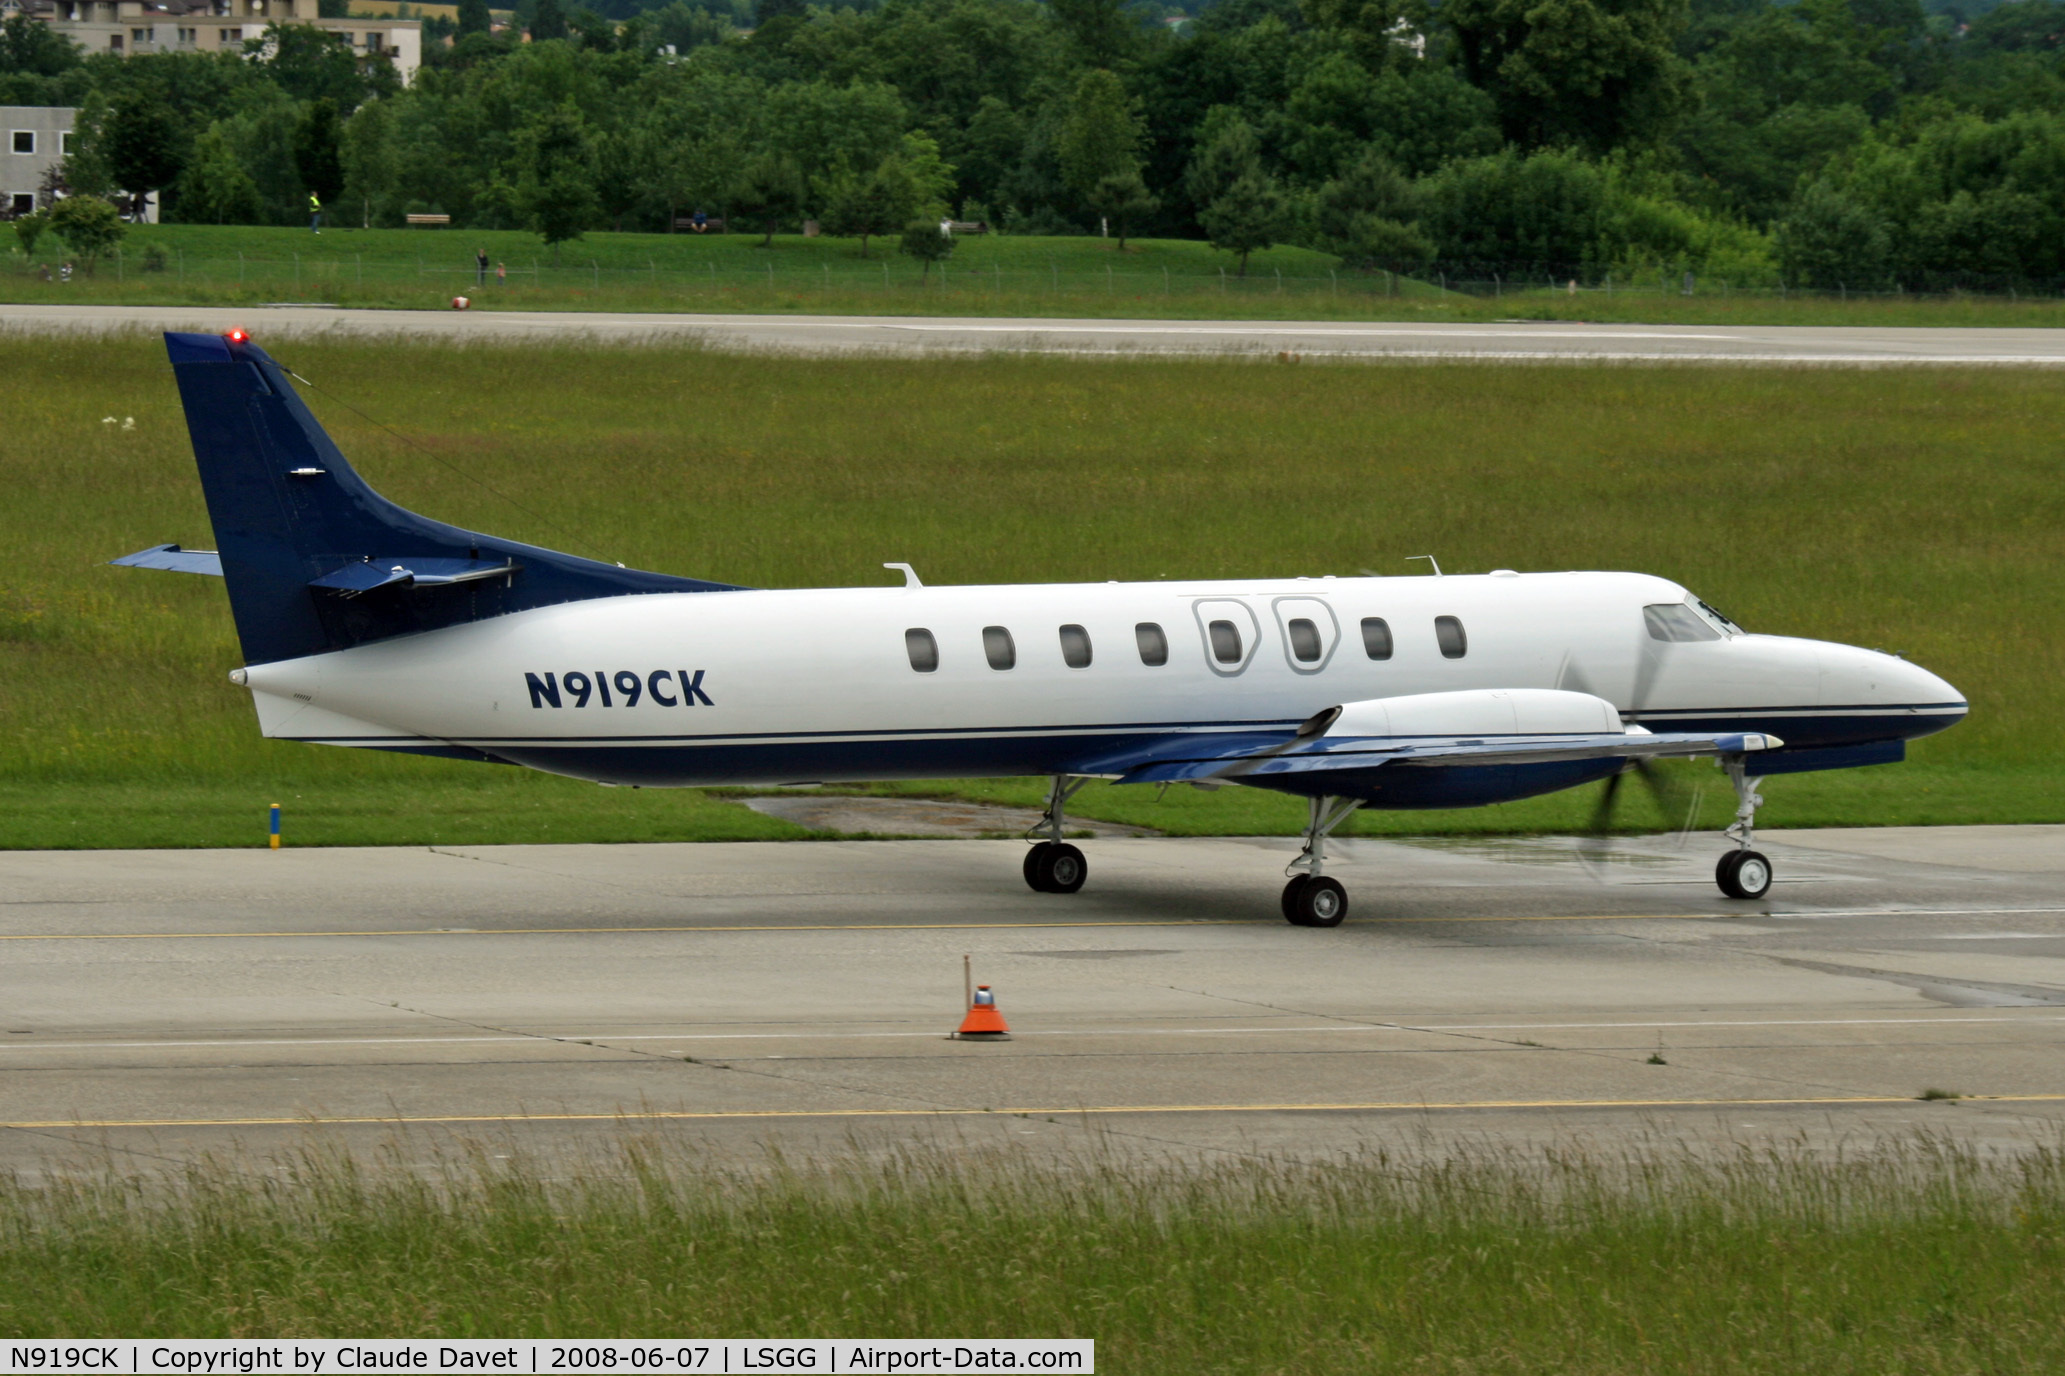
top-left (10, 248), bottom-right (2065, 306)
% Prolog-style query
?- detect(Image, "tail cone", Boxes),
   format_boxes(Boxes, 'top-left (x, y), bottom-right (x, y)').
top-left (955, 984), bottom-right (1011, 1040)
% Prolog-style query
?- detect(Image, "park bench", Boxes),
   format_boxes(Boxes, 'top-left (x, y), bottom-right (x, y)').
top-left (948, 220), bottom-right (990, 234)
top-left (405, 213), bottom-right (451, 227)
top-left (674, 216), bottom-right (727, 232)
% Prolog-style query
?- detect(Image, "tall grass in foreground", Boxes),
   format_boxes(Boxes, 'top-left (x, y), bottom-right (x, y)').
top-left (2, 1137), bottom-right (2062, 1369)
top-left (2, 333), bottom-right (2060, 846)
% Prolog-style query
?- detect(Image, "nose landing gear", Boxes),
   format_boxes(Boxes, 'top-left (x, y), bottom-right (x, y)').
top-left (1283, 795), bottom-right (1364, 926)
top-left (1715, 756), bottom-right (1773, 900)
top-left (1023, 774), bottom-right (1091, 894)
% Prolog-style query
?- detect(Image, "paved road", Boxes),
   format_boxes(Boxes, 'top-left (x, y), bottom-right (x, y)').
top-left (7, 303), bottom-right (2065, 362)
top-left (3, 826), bottom-right (2062, 1178)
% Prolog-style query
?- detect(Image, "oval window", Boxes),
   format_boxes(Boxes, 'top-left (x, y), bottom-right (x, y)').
top-left (982, 625), bottom-right (1016, 670)
top-left (1435, 615), bottom-right (1467, 659)
top-left (1360, 617), bottom-right (1393, 661)
top-left (905, 628), bottom-right (939, 673)
top-left (1059, 624), bottom-right (1092, 668)
top-left (1208, 619), bottom-right (1243, 664)
top-left (1286, 618), bottom-right (1322, 663)
top-left (1135, 622), bottom-right (1168, 666)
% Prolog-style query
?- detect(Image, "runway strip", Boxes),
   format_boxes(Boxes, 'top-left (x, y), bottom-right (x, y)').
top-left (7, 303), bottom-right (2065, 363)
top-left (9, 1013), bottom-right (2063, 1053)
top-left (5, 829), bottom-right (2062, 1166)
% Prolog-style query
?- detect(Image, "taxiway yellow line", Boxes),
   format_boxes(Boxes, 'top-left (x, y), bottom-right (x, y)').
top-left (0, 918), bottom-right (1263, 941)
top-left (5, 906), bottom-right (2046, 942)
top-left (0, 914), bottom-right (1704, 941)
top-left (11, 1094), bottom-right (2065, 1131)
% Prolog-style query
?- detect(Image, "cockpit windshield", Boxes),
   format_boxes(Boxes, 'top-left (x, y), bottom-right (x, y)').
top-left (1645, 595), bottom-right (1742, 642)
top-left (1692, 598), bottom-right (1743, 635)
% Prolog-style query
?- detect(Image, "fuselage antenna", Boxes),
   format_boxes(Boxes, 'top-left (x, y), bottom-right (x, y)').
top-left (1407, 555), bottom-right (1443, 577)
top-left (884, 562), bottom-right (923, 588)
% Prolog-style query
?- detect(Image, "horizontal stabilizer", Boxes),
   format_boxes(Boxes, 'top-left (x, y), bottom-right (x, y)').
top-left (310, 557), bottom-right (520, 596)
top-left (110, 544), bottom-right (224, 576)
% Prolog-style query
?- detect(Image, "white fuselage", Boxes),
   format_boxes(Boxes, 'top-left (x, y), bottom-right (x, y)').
top-left (238, 570), bottom-right (1962, 791)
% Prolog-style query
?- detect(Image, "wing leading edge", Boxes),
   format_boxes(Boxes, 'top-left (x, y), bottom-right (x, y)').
top-left (1101, 728), bottom-right (1782, 786)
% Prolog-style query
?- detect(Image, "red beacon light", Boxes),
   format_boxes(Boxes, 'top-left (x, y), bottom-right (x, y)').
top-left (225, 328), bottom-right (248, 344)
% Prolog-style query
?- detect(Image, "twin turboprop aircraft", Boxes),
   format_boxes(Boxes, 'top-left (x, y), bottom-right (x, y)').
top-left (117, 331), bottom-right (1967, 926)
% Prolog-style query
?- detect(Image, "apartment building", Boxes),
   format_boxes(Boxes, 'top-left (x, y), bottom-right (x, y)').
top-left (8, 0), bottom-right (422, 84)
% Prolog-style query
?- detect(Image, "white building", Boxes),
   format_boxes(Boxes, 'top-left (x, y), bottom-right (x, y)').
top-left (2, 106), bottom-right (92, 218)
top-left (11, 0), bottom-right (422, 85)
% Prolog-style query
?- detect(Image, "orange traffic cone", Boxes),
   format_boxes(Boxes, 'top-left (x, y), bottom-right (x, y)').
top-left (955, 984), bottom-right (1012, 1040)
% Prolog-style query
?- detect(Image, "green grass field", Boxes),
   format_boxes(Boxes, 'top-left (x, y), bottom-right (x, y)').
top-left (4, 1139), bottom-right (2063, 1369)
top-left (8, 223), bottom-right (2065, 326)
top-left (2, 334), bottom-right (2059, 849)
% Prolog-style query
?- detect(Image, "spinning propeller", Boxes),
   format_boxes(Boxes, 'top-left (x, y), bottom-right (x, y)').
top-left (1557, 630), bottom-right (1706, 873)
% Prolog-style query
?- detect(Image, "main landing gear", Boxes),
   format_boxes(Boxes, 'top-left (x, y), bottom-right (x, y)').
top-left (1023, 774), bottom-right (1091, 894)
top-left (1715, 755), bottom-right (1774, 900)
top-left (1282, 795), bottom-right (1365, 927)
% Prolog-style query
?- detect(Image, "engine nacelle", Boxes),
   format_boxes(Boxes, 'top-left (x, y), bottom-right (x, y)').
top-left (1327, 688), bottom-right (1623, 740)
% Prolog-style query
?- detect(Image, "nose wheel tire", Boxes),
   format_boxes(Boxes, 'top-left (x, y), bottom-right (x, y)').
top-left (1281, 875), bottom-right (1311, 923)
top-left (1716, 849), bottom-right (1773, 900)
top-left (1024, 842), bottom-right (1087, 894)
top-left (1283, 875), bottom-right (1348, 927)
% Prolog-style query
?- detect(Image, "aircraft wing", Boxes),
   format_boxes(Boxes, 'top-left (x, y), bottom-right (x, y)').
top-left (1104, 728), bottom-right (1782, 786)
top-left (110, 544), bottom-right (224, 575)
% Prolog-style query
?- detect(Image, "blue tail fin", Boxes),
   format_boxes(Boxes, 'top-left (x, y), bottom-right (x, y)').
top-left (165, 331), bottom-right (741, 665)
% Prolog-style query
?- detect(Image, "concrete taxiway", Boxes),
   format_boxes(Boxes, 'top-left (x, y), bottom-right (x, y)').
top-left (8, 303), bottom-right (2065, 364)
top-left (2, 826), bottom-right (2062, 1176)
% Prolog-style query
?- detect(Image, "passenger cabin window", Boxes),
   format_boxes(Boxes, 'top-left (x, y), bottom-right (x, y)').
top-left (1208, 619), bottom-right (1243, 664)
top-left (905, 628), bottom-right (939, 673)
top-left (1286, 618), bottom-right (1322, 663)
top-left (1135, 622), bottom-right (1168, 666)
top-left (1645, 603), bottom-right (1722, 642)
top-left (1434, 615), bottom-right (1467, 659)
top-left (1360, 617), bottom-right (1393, 660)
top-left (982, 625), bottom-right (1017, 670)
top-left (1059, 624), bottom-right (1092, 668)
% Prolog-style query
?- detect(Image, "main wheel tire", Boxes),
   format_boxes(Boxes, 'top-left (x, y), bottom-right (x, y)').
top-left (1281, 875), bottom-right (1313, 924)
top-left (1292, 875), bottom-right (1349, 928)
top-left (1023, 843), bottom-right (1050, 893)
top-left (1716, 849), bottom-right (1774, 900)
top-left (1034, 842), bottom-right (1088, 894)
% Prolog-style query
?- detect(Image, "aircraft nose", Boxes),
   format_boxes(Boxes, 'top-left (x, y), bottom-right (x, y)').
top-left (1820, 642), bottom-right (1967, 737)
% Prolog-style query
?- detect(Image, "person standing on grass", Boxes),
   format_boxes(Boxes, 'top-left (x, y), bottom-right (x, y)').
top-left (477, 248), bottom-right (489, 285)
top-left (496, 261), bottom-right (507, 286)
top-left (309, 191), bottom-right (322, 234)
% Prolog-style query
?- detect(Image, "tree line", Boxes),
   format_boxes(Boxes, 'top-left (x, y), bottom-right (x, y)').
top-left (5, 0), bottom-right (2065, 286)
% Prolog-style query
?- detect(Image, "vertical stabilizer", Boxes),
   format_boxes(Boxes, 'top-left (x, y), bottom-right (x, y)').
top-left (164, 331), bottom-right (741, 665)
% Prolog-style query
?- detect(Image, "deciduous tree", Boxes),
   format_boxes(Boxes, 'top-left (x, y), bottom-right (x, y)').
top-left (515, 104), bottom-right (596, 255)
top-left (1443, 0), bottom-right (1693, 151)
top-left (900, 218), bottom-right (954, 275)
top-left (729, 150), bottom-right (806, 245)
top-left (48, 194), bottom-right (125, 271)
top-left (293, 98), bottom-right (346, 207)
top-left (1057, 69), bottom-right (1144, 205)
top-left (1089, 170), bottom-right (1157, 248)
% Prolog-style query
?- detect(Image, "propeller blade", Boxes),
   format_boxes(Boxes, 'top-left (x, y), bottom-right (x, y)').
top-left (1586, 767), bottom-right (1626, 835)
